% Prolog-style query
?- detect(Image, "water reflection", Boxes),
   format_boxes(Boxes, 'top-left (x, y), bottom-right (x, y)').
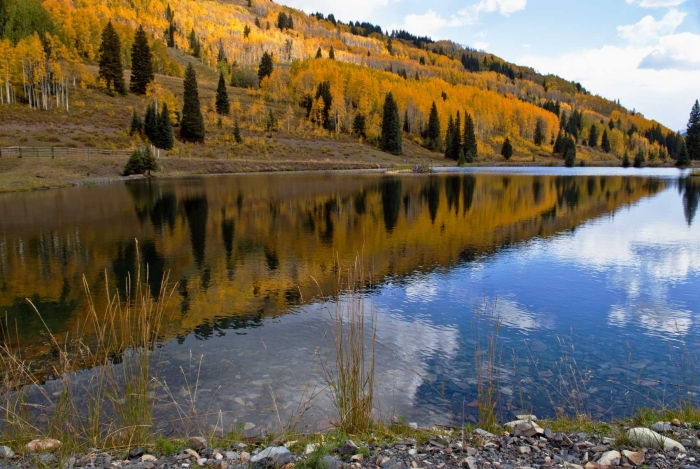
top-left (1, 170), bottom-right (699, 428)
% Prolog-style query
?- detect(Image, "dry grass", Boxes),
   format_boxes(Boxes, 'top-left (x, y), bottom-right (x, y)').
top-left (472, 299), bottom-right (502, 430)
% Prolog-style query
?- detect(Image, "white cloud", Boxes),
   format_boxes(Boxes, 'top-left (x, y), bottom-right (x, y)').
top-left (639, 32), bottom-right (700, 70)
top-left (395, 10), bottom-right (449, 38)
top-left (617, 8), bottom-right (686, 43)
top-left (626, 0), bottom-right (687, 7)
top-left (280, 0), bottom-right (395, 22)
top-left (473, 41), bottom-right (490, 50)
top-left (453, 0), bottom-right (527, 25)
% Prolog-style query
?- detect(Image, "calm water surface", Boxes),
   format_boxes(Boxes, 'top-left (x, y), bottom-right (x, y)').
top-left (1, 168), bottom-right (699, 432)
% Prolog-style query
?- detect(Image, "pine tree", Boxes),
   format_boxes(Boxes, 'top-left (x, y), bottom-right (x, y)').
top-left (315, 47), bottom-right (322, 58)
top-left (243, 24), bottom-right (251, 38)
top-left (633, 149), bottom-right (645, 168)
top-left (457, 149), bottom-right (466, 167)
top-left (144, 102), bottom-right (157, 142)
top-left (98, 21), bottom-right (126, 95)
top-left (277, 11), bottom-right (288, 30)
top-left (463, 112), bottom-right (477, 157)
top-left (608, 119), bottom-right (615, 131)
top-left (687, 100), bottom-right (700, 160)
top-left (449, 111), bottom-right (462, 160)
top-left (329, 46), bottom-right (335, 59)
top-left (233, 119), bottom-right (242, 143)
top-left (534, 119), bottom-right (545, 146)
top-left (266, 109), bottom-right (277, 132)
top-left (158, 103), bottom-right (173, 150)
top-left (129, 25), bottom-right (154, 95)
top-left (254, 17), bottom-right (261, 28)
top-left (180, 63), bottom-right (205, 143)
top-left (553, 129), bottom-right (564, 154)
top-left (465, 150), bottom-right (474, 163)
top-left (622, 150), bottom-right (631, 168)
top-left (564, 147), bottom-right (576, 167)
top-left (258, 51), bottom-right (273, 83)
top-left (501, 137), bottom-right (513, 160)
top-left (444, 115), bottom-right (455, 159)
top-left (601, 129), bottom-right (611, 153)
top-left (380, 92), bottom-right (402, 155)
top-left (676, 139), bottom-right (691, 167)
top-left (215, 71), bottom-right (230, 116)
top-left (353, 113), bottom-right (367, 138)
top-left (129, 110), bottom-right (144, 137)
top-left (588, 124), bottom-right (598, 148)
top-left (123, 149), bottom-right (145, 176)
top-left (426, 101), bottom-right (441, 151)
top-left (142, 147), bottom-right (158, 176)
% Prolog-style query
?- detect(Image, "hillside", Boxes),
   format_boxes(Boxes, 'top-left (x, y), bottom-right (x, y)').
top-left (0, 0), bottom-right (691, 190)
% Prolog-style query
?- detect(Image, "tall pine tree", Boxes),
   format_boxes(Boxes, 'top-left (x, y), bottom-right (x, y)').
top-left (426, 101), bottom-right (441, 151)
top-left (157, 103), bottom-right (174, 150)
top-left (129, 25), bottom-right (154, 95)
top-left (329, 46), bottom-right (335, 59)
top-left (534, 119), bottom-right (545, 146)
top-left (444, 115), bottom-right (455, 160)
top-left (380, 92), bottom-right (402, 155)
top-left (588, 124), bottom-right (598, 148)
top-left (677, 139), bottom-right (691, 167)
top-left (98, 21), bottom-right (126, 95)
top-left (449, 111), bottom-right (462, 160)
top-left (463, 112), bottom-right (477, 158)
top-left (215, 71), bottom-right (230, 116)
top-left (180, 63), bottom-right (205, 143)
top-left (687, 100), bottom-right (700, 160)
top-left (601, 129), bottom-right (611, 153)
top-left (258, 51), bottom-right (273, 83)
top-left (501, 137), bottom-right (513, 160)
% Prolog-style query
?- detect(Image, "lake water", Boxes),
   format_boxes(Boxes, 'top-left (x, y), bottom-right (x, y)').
top-left (1, 168), bottom-right (699, 434)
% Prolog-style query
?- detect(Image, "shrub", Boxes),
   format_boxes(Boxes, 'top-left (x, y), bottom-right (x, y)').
top-left (230, 67), bottom-right (259, 89)
top-left (123, 148), bottom-right (158, 176)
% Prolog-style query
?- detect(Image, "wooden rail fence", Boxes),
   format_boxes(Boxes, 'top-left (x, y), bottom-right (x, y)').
top-left (0, 147), bottom-right (134, 159)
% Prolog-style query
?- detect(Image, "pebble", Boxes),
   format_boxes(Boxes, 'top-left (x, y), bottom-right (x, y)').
top-left (597, 450), bottom-right (621, 466)
top-left (0, 446), bottom-right (14, 459)
top-left (189, 436), bottom-right (208, 452)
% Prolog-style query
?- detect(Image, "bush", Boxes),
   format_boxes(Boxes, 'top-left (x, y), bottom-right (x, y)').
top-left (229, 67), bottom-right (259, 89)
top-left (123, 148), bottom-right (158, 176)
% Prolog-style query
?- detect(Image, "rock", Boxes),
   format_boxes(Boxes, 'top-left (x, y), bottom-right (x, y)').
top-left (250, 446), bottom-right (293, 468)
top-left (504, 420), bottom-right (528, 429)
top-left (651, 422), bottom-right (672, 432)
top-left (585, 462), bottom-right (603, 469)
top-left (476, 428), bottom-right (497, 439)
top-left (141, 454), bottom-right (157, 462)
top-left (516, 415), bottom-right (538, 421)
top-left (0, 446), bottom-right (14, 459)
top-left (305, 444), bottom-right (319, 455)
top-left (377, 456), bottom-right (391, 466)
top-left (323, 455), bottom-right (340, 469)
top-left (622, 450), bottom-right (644, 466)
top-left (597, 450), bottom-right (621, 466)
top-left (627, 427), bottom-right (686, 452)
top-left (409, 422), bottom-right (418, 430)
top-left (26, 438), bottom-right (61, 452)
top-left (185, 449), bottom-right (200, 458)
top-left (518, 446), bottom-right (531, 455)
top-left (591, 446), bottom-right (609, 453)
top-left (338, 439), bottom-right (359, 456)
top-left (673, 419), bottom-right (683, 426)
top-left (462, 457), bottom-right (479, 469)
top-left (189, 436), bottom-right (208, 452)
top-left (39, 454), bottom-right (57, 464)
top-left (515, 422), bottom-right (544, 438)
top-left (245, 422), bottom-right (256, 430)
top-left (351, 454), bottom-right (364, 461)
top-left (225, 451), bottom-right (240, 461)
top-left (198, 457), bottom-right (208, 466)
top-left (241, 451), bottom-right (251, 463)
top-left (128, 447), bottom-right (144, 459)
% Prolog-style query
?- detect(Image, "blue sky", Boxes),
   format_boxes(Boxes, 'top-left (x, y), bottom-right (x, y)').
top-left (282, 0), bottom-right (700, 131)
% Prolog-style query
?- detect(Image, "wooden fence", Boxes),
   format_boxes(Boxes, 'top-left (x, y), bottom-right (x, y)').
top-left (0, 147), bottom-right (134, 159)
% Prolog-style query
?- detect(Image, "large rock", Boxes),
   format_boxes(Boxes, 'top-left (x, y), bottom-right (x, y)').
top-left (597, 451), bottom-right (621, 466)
top-left (627, 427), bottom-right (686, 452)
top-left (622, 450), bottom-right (644, 466)
top-left (322, 456), bottom-right (339, 469)
top-left (26, 439), bottom-right (61, 452)
top-left (514, 421), bottom-right (544, 438)
top-left (189, 436), bottom-right (208, 452)
top-left (250, 446), bottom-right (293, 468)
top-left (337, 439), bottom-right (358, 456)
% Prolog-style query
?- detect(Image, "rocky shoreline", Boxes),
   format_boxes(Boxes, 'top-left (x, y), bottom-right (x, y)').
top-left (2, 416), bottom-right (700, 469)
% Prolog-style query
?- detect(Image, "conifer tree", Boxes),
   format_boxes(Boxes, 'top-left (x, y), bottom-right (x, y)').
top-left (144, 102), bottom-right (157, 142)
top-left (277, 11), bottom-right (288, 30)
top-left (457, 149), bottom-right (466, 167)
top-left (98, 21), bottom-right (126, 95)
top-left (564, 147), bottom-right (576, 167)
top-left (353, 113), bottom-right (367, 138)
top-left (608, 119), bottom-right (615, 131)
top-left (450, 111), bottom-right (462, 160)
top-left (633, 149), bottom-right (645, 168)
top-left (534, 119), bottom-right (545, 146)
top-left (215, 71), bottom-right (230, 116)
top-left (254, 17), bottom-right (261, 28)
top-left (130, 110), bottom-right (144, 137)
top-left (463, 112), bottom-right (477, 157)
top-left (243, 24), bottom-right (251, 38)
top-left (676, 139), bottom-right (691, 167)
top-left (315, 47), bottom-right (322, 58)
top-left (588, 124), bottom-right (598, 148)
top-left (380, 92), bottom-right (402, 155)
top-left (158, 103), bottom-right (174, 150)
top-left (142, 147), bottom-right (158, 176)
top-left (687, 100), bottom-right (700, 160)
top-left (501, 137), bottom-right (513, 160)
top-left (444, 115), bottom-right (455, 159)
top-left (329, 46), bottom-right (335, 59)
top-left (553, 129), bottom-right (564, 154)
top-left (129, 25), bottom-right (154, 95)
top-left (180, 63), bottom-right (205, 143)
top-left (622, 150), bottom-right (631, 168)
top-left (426, 101), bottom-right (441, 151)
top-left (233, 119), bottom-right (242, 143)
top-left (258, 52), bottom-right (273, 83)
top-left (601, 129), bottom-right (611, 153)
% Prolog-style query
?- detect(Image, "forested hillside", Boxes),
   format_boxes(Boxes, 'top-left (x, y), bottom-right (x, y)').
top-left (0, 0), bottom-right (691, 166)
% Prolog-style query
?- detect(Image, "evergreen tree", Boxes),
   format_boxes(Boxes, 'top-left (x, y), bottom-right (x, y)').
top-left (315, 47), bottom-right (322, 58)
top-left (380, 92), bottom-right (402, 155)
top-left (501, 137), bottom-right (513, 160)
top-left (553, 129), bottom-right (564, 154)
top-left (687, 100), bottom-right (700, 160)
top-left (463, 112), bottom-right (477, 157)
top-left (676, 139), bottom-right (691, 167)
top-left (243, 24), bottom-right (251, 38)
top-left (157, 103), bottom-right (174, 150)
top-left (129, 25), bottom-right (154, 95)
top-left (426, 101), bottom-right (441, 151)
top-left (123, 149), bottom-right (145, 176)
top-left (254, 17), bottom-right (260, 28)
top-left (277, 11), bottom-right (288, 30)
top-left (352, 113), bottom-right (367, 138)
top-left (403, 110), bottom-right (410, 133)
top-left (129, 110), bottom-right (144, 137)
top-left (444, 115), bottom-right (455, 159)
top-left (622, 150), bottom-right (631, 168)
top-left (457, 149), bottom-right (466, 167)
top-left (588, 124), bottom-right (598, 148)
top-left (98, 21), bottom-right (126, 95)
top-left (465, 150), bottom-right (474, 164)
top-left (564, 136), bottom-right (576, 161)
top-left (266, 109), bottom-right (277, 132)
top-left (608, 119), bottom-right (615, 131)
top-left (633, 149), bottom-right (645, 168)
top-left (141, 147), bottom-right (158, 176)
top-left (564, 147), bottom-right (576, 167)
top-left (601, 129), bottom-right (611, 153)
top-left (314, 81), bottom-right (333, 130)
top-left (144, 102), bottom-right (157, 142)
top-left (449, 111), bottom-right (462, 160)
top-left (258, 51), bottom-right (273, 83)
top-left (329, 46), bottom-right (335, 59)
top-left (534, 119), bottom-right (545, 146)
top-left (233, 119), bottom-right (242, 143)
top-left (215, 71), bottom-right (230, 116)
top-left (188, 28), bottom-right (201, 58)
top-left (180, 63), bottom-right (205, 143)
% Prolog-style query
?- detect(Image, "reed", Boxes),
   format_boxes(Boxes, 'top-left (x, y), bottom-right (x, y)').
top-left (0, 241), bottom-right (173, 453)
top-left (319, 254), bottom-right (377, 434)
top-left (472, 298), bottom-right (502, 430)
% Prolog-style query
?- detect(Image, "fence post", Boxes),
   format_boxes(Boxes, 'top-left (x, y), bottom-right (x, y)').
top-left (51, 147), bottom-right (55, 159)
top-left (18, 147), bottom-right (22, 158)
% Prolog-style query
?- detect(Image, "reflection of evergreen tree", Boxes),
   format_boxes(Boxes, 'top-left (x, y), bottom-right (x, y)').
top-left (462, 175), bottom-right (476, 215)
top-left (321, 198), bottom-right (337, 244)
top-left (380, 178), bottom-right (402, 233)
top-left (140, 240), bottom-right (165, 298)
top-left (221, 217), bottom-right (235, 260)
top-left (265, 246), bottom-right (279, 271)
top-left (183, 196), bottom-right (209, 268)
top-left (423, 177), bottom-right (441, 224)
top-left (112, 240), bottom-right (164, 298)
top-left (178, 276), bottom-right (190, 314)
top-left (532, 177), bottom-right (542, 204)
top-left (354, 191), bottom-right (366, 215)
top-left (445, 176), bottom-right (461, 214)
top-left (681, 178), bottom-right (700, 226)
top-left (9, 280), bottom-right (77, 336)
top-left (150, 193), bottom-right (178, 233)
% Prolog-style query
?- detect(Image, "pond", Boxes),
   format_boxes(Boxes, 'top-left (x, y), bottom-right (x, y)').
top-left (1, 168), bottom-right (699, 434)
